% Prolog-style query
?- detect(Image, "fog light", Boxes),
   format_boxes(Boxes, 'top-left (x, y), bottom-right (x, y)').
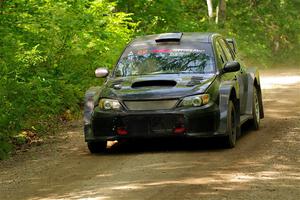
top-left (173, 127), bottom-right (186, 134)
top-left (117, 127), bottom-right (128, 135)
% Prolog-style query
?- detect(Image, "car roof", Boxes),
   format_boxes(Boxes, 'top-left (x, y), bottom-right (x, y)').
top-left (129, 32), bottom-right (220, 47)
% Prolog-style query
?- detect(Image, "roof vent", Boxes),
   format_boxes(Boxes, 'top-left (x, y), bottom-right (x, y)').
top-left (155, 33), bottom-right (183, 43)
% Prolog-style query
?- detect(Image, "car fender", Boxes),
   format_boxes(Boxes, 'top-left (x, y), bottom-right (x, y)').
top-left (218, 81), bottom-right (240, 134)
top-left (84, 86), bottom-right (102, 126)
top-left (245, 67), bottom-right (264, 118)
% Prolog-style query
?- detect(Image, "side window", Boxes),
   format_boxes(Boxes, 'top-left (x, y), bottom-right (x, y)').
top-left (215, 41), bottom-right (227, 65)
top-left (219, 39), bottom-right (234, 61)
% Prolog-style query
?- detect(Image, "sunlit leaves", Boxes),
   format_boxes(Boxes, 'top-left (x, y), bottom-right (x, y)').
top-left (0, 0), bottom-right (136, 159)
top-left (114, 0), bottom-right (300, 63)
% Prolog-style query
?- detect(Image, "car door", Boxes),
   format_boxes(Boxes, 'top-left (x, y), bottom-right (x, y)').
top-left (218, 38), bottom-right (248, 114)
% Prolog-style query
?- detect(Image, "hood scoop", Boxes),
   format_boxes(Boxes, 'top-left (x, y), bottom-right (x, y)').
top-left (186, 76), bottom-right (205, 87)
top-left (132, 80), bottom-right (177, 88)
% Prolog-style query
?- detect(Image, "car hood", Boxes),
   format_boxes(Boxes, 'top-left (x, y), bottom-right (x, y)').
top-left (100, 74), bottom-right (216, 100)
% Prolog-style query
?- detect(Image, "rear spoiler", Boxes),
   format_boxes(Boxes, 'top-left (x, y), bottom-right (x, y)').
top-left (226, 38), bottom-right (237, 54)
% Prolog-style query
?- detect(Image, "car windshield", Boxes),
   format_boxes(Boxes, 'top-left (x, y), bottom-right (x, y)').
top-left (114, 43), bottom-right (215, 77)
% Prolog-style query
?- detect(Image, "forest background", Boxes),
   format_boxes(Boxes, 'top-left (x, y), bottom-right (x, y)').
top-left (1, 0), bottom-right (299, 159)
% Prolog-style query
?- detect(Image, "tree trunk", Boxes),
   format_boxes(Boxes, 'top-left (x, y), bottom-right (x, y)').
top-left (0, 0), bottom-right (4, 11)
top-left (250, 0), bottom-right (257, 7)
top-left (206, 0), bottom-right (214, 22)
top-left (216, 0), bottom-right (226, 25)
top-left (0, 0), bottom-right (5, 15)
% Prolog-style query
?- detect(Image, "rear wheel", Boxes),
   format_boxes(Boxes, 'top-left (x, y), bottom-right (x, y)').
top-left (251, 87), bottom-right (260, 130)
top-left (87, 141), bottom-right (107, 153)
top-left (224, 100), bottom-right (237, 148)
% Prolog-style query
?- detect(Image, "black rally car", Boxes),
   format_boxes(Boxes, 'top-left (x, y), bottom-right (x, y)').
top-left (84, 32), bottom-right (264, 153)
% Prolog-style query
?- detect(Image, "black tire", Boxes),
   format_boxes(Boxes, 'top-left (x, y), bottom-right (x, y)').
top-left (87, 141), bottom-right (107, 153)
top-left (251, 86), bottom-right (260, 130)
top-left (224, 100), bottom-right (237, 148)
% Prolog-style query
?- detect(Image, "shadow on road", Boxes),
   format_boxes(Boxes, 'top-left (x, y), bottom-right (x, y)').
top-left (105, 138), bottom-right (226, 155)
top-left (100, 123), bottom-right (255, 155)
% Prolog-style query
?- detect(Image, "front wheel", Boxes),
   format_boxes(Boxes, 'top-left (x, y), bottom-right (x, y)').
top-left (224, 100), bottom-right (237, 148)
top-left (87, 141), bottom-right (107, 153)
top-left (251, 87), bottom-right (260, 130)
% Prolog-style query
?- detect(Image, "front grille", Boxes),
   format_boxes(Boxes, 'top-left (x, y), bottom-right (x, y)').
top-left (123, 100), bottom-right (178, 111)
top-left (122, 114), bottom-right (184, 135)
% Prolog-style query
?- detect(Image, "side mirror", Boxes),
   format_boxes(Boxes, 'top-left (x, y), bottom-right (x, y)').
top-left (226, 38), bottom-right (237, 54)
top-left (223, 61), bottom-right (240, 73)
top-left (95, 68), bottom-right (109, 78)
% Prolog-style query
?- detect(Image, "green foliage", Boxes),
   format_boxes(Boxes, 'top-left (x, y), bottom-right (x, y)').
top-left (114, 0), bottom-right (300, 64)
top-left (115, 0), bottom-right (207, 33)
top-left (0, 0), bottom-right (135, 159)
top-left (225, 0), bottom-right (300, 64)
top-left (0, 133), bottom-right (12, 160)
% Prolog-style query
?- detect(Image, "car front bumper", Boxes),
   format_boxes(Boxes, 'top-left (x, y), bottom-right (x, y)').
top-left (84, 102), bottom-right (225, 142)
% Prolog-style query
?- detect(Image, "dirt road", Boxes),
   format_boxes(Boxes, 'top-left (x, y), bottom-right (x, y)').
top-left (1, 68), bottom-right (299, 200)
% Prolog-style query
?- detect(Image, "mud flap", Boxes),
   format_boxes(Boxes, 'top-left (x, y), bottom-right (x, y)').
top-left (245, 67), bottom-right (264, 118)
top-left (218, 83), bottom-right (240, 136)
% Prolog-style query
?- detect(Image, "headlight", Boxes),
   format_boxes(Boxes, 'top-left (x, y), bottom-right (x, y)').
top-left (179, 94), bottom-right (210, 107)
top-left (99, 99), bottom-right (122, 110)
